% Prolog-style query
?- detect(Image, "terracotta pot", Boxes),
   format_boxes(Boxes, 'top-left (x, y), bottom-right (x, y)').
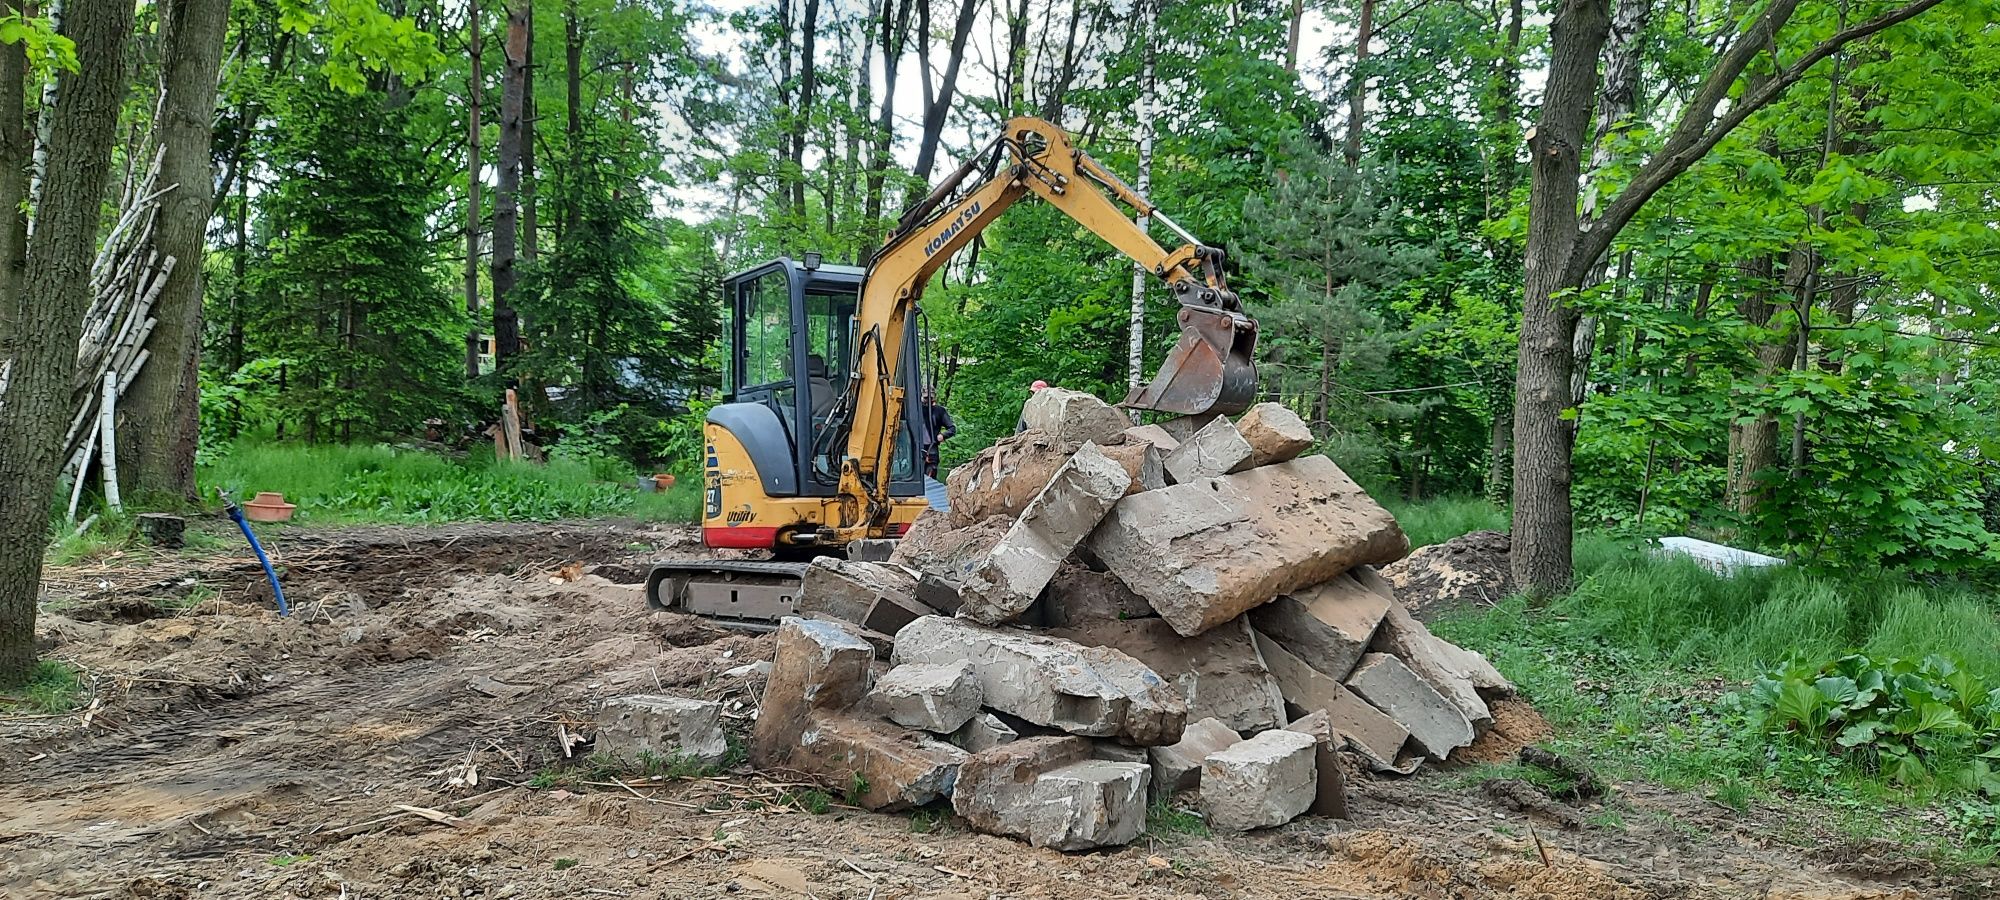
top-left (653, 473), bottom-right (676, 490)
top-left (242, 491), bottom-right (297, 523)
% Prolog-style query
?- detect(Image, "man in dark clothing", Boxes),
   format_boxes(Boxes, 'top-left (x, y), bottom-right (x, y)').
top-left (920, 387), bottom-right (956, 478)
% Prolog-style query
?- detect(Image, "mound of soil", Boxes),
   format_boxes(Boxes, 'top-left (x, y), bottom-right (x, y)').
top-left (1382, 529), bottom-right (1515, 620)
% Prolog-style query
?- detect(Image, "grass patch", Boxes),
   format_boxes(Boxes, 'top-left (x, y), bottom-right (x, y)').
top-left (45, 513), bottom-right (135, 566)
top-left (1381, 495), bottom-right (1510, 549)
top-left (781, 789), bottom-right (834, 815)
top-left (1, 660), bottom-right (84, 713)
top-left (1430, 537), bottom-right (2000, 862)
top-left (1146, 799), bottom-right (1209, 838)
top-left (198, 440), bottom-right (698, 525)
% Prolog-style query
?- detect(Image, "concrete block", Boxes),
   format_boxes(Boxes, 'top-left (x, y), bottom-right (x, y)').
top-left (953, 737), bottom-right (1149, 850)
top-left (869, 661), bottom-right (983, 734)
top-left (1280, 709), bottom-right (1349, 819)
top-left (948, 712), bottom-right (1019, 753)
top-left (1122, 423), bottom-right (1181, 455)
top-left (959, 443), bottom-right (1131, 625)
top-left (913, 571), bottom-right (964, 614)
top-left (1156, 413), bottom-right (1221, 442)
top-left (1235, 402), bottom-right (1314, 467)
top-left (1161, 415), bottom-right (1253, 483)
top-left (1021, 387), bottom-right (1130, 446)
top-left (847, 539), bottom-right (899, 562)
top-left (1201, 729), bottom-right (1317, 831)
top-left (1251, 628), bottom-right (1415, 773)
top-left (946, 431), bottom-right (1161, 527)
top-left (1047, 616), bottom-right (1286, 732)
top-left (798, 558), bottom-right (924, 628)
top-left (1041, 564), bottom-right (1154, 627)
top-left (750, 617), bottom-right (877, 769)
top-left (1370, 603), bottom-right (1494, 729)
top-left (1247, 571), bottom-right (1393, 681)
top-left (1093, 741), bottom-right (1149, 764)
top-left (596, 695), bottom-right (729, 767)
top-left (889, 511), bottom-right (1011, 580)
top-left (1147, 716), bottom-right (1239, 799)
top-left (1088, 455), bottom-right (1410, 637)
top-left (1098, 438), bottom-right (1167, 492)
top-left (1346, 652), bottom-right (1474, 759)
top-left (795, 711), bottom-right (966, 810)
top-left (893, 616), bottom-right (1186, 745)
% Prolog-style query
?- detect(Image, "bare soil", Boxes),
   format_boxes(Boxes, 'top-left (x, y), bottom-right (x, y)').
top-left (4, 521), bottom-right (1990, 899)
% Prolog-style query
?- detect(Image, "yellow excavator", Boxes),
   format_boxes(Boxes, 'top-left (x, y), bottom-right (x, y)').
top-left (646, 116), bottom-right (1259, 623)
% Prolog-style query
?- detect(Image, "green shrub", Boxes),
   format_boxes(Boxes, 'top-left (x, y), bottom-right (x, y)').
top-left (1737, 653), bottom-right (2000, 791)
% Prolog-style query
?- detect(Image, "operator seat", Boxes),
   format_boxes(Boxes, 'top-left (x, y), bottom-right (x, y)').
top-left (806, 354), bottom-right (836, 419)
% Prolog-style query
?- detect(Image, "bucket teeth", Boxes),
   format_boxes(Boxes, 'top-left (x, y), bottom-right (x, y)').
top-left (1121, 305), bottom-right (1259, 416)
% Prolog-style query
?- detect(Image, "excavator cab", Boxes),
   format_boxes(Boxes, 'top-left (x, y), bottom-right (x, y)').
top-left (700, 256), bottom-right (929, 554)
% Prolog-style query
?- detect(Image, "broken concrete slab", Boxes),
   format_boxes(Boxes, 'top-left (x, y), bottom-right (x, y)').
top-left (795, 711), bottom-right (967, 810)
top-left (1346, 652), bottom-right (1474, 759)
top-left (913, 571), bottom-right (964, 615)
top-left (1201, 728), bottom-right (1317, 831)
top-left (868, 661), bottom-right (983, 734)
top-left (1251, 628), bottom-right (1416, 774)
top-left (1235, 402), bottom-right (1314, 467)
top-left (952, 737), bottom-right (1149, 850)
top-left (893, 616), bottom-right (1186, 745)
top-left (1040, 563), bottom-right (1155, 627)
top-left (1156, 413), bottom-right (1221, 442)
top-left (846, 538), bottom-right (899, 562)
top-left (1370, 603), bottom-right (1493, 729)
top-left (798, 558), bottom-right (924, 627)
top-left (1092, 741), bottom-right (1149, 765)
top-left (959, 443), bottom-right (1131, 625)
top-left (1161, 415), bottom-right (1253, 483)
top-left (596, 695), bottom-right (730, 767)
top-left (1280, 709), bottom-right (1349, 819)
top-left (1430, 632), bottom-right (1514, 696)
top-left (1122, 423), bottom-right (1181, 455)
top-left (1147, 716), bottom-right (1239, 799)
top-left (945, 431), bottom-right (1158, 527)
top-left (948, 712), bottom-right (1019, 753)
top-left (750, 617), bottom-right (877, 770)
top-left (1246, 571), bottom-right (1394, 682)
top-left (1021, 387), bottom-right (1131, 446)
top-left (889, 510), bottom-right (1011, 579)
top-left (1088, 455), bottom-right (1411, 637)
top-left (1047, 617), bottom-right (1285, 733)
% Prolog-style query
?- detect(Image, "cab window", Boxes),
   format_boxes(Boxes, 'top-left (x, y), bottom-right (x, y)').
top-left (739, 271), bottom-right (793, 391)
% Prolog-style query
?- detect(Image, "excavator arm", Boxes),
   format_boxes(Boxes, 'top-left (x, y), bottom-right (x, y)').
top-left (824, 116), bottom-right (1259, 540)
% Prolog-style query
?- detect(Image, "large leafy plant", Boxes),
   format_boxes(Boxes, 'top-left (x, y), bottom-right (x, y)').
top-left (1741, 653), bottom-right (2000, 792)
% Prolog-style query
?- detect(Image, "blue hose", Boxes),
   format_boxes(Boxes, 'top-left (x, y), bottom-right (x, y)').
top-left (222, 496), bottom-right (290, 617)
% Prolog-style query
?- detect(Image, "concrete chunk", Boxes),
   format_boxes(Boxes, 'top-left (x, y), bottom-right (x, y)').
top-left (1347, 652), bottom-right (1474, 759)
top-left (1157, 413), bottom-right (1221, 442)
top-left (960, 443), bottom-right (1131, 625)
top-left (948, 712), bottom-right (1019, 753)
top-left (1021, 387), bottom-right (1131, 446)
top-left (1161, 415), bottom-right (1253, 483)
top-left (1041, 564), bottom-right (1155, 627)
top-left (1252, 628), bottom-right (1416, 773)
top-left (750, 617), bottom-right (877, 770)
top-left (1247, 572), bottom-right (1393, 681)
top-left (890, 511), bottom-right (1011, 579)
top-left (1047, 617), bottom-right (1285, 732)
top-left (953, 737), bottom-right (1148, 850)
top-left (1098, 438), bottom-right (1168, 492)
top-left (869, 661), bottom-right (983, 734)
top-left (1147, 716), bottom-right (1239, 799)
top-left (1088, 455), bottom-right (1411, 637)
top-left (1235, 402), bottom-right (1315, 467)
top-left (795, 711), bottom-right (967, 810)
top-left (596, 695), bottom-right (730, 767)
top-left (893, 616), bottom-right (1186, 745)
top-left (1370, 603), bottom-right (1493, 729)
top-left (1122, 423), bottom-right (1181, 455)
top-left (799, 558), bottom-right (925, 629)
top-left (1201, 729), bottom-right (1317, 831)
top-left (1280, 709), bottom-right (1349, 819)
top-left (945, 432), bottom-right (1160, 526)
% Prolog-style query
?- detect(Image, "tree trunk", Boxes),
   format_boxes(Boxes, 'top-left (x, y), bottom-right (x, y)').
top-left (1565, 0), bottom-right (1651, 416)
top-left (0, 0), bottom-right (133, 686)
top-left (1125, 0), bottom-right (1155, 408)
top-left (492, 0), bottom-right (529, 373)
top-left (562, 0), bottom-right (581, 244)
top-left (792, 0), bottom-right (818, 226)
top-left (910, 0), bottom-right (978, 183)
top-left (1509, 0), bottom-right (1608, 597)
top-left (1485, 389), bottom-right (1512, 503)
top-left (859, 0), bottom-right (909, 257)
top-left (122, 0), bottom-right (229, 503)
top-left (1285, 0), bottom-right (1305, 72)
top-left (1342, 0), bottom-right (1374, 163)
top-left (465, 0), bottom-right (484, 379)
top-left (0, 1), bottom-right (24, 353)
top-left (521, 10), bottom-right (539, 264)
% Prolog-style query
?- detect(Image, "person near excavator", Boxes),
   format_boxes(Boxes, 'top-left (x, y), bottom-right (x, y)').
top-left (1014, 380), bottom-right (1049, 433)
top-left (919, 387), bottom-right (956, 478)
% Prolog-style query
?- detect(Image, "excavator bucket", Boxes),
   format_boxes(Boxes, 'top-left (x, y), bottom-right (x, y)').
top-left (1121, 305), bottom-right (1259, 417)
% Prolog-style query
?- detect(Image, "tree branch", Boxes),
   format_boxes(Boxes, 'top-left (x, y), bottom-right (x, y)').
top-left (1569, 0), bottom-right (1946, 283)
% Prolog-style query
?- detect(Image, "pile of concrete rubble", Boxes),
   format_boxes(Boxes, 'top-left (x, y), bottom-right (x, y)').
top-left (623, 389), bottom-right (1515, 850)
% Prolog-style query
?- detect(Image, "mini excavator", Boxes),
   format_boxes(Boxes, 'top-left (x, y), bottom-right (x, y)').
top-left (646, 116), bottom-right (1259, 624)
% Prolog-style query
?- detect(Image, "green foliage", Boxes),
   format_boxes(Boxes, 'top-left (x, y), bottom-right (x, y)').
top-left (277, 0), bottom-right (444, 92)
top-left (552, 857), bottom-right (579, 871)
top-left (268, 853), bottom-right (312, 867)
top-left (0, 12), bottom-right (76, 76)
top-left (782, 789), bottom-right (833, 815)
top-left (199, 441), bottom-right (698, 524)
top-left (1145, 799), bottom-right (1209, 838)
top-left (1739, 653), bottom-right (2000, 791)
top-left (1, 661), bottom-right (82, 713)
top-left (1379, 495), bottom-right (1509, 549)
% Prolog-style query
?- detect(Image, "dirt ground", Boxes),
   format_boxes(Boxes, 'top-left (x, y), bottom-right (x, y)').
top-left (3, 520), bottom-right (1990, 899)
